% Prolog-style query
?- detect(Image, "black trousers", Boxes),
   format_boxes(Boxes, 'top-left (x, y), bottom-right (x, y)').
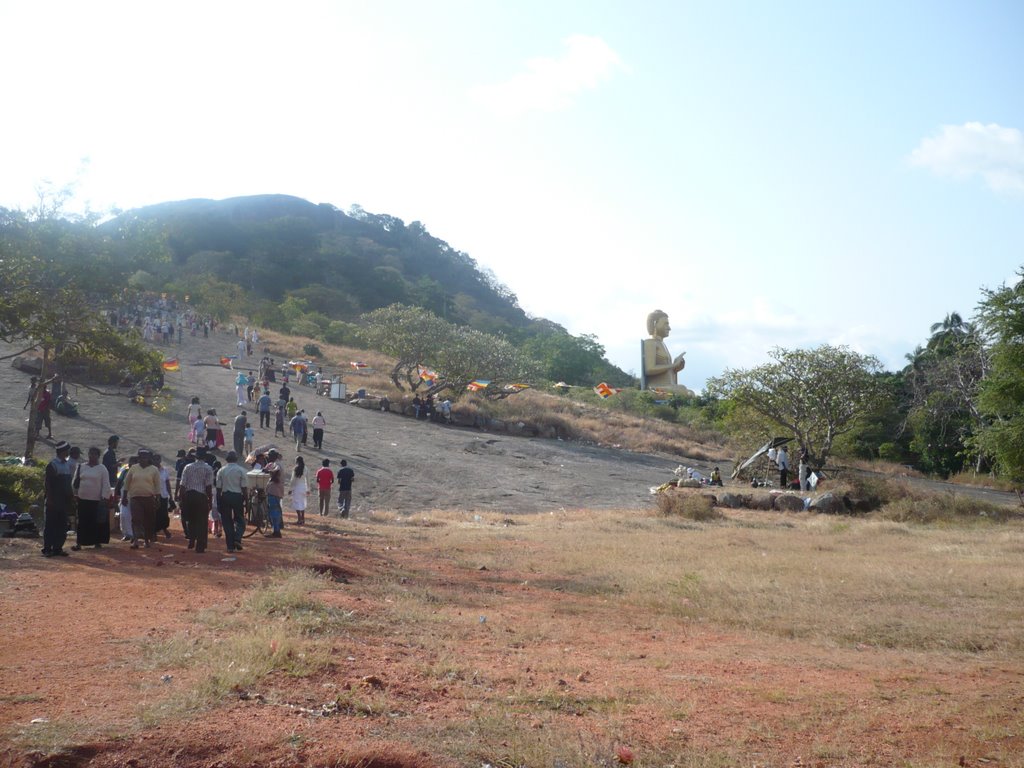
top-left (220, 491), bottom-right (245, 549)
top-left (259, 410), bottom-right (270, 428)
top-left (43, 504), bottom-right (69, 553)
top-left (181, 490), bottom-right (210, 552)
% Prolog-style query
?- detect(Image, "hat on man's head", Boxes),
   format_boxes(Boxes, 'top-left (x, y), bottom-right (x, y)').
top-left (138, 448), bottom-right (152, 456)
top-left (176, 449), bottom-right (187, 458)
top-left (196, 447), bottom-right (208, 458)
top-left (54, 440), bottom-right (71, 452)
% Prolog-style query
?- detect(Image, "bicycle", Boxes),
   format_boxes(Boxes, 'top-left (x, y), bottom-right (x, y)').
top-left (241, 483), bottom-right (270, 536)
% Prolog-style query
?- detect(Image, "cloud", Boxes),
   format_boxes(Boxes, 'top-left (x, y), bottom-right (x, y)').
top-left (471, 35), bottom-right (624, 117)
top-left (909, 122), bottom-right (1024, 193)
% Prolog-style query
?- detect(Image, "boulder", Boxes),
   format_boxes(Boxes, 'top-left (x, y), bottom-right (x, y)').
top-left (12, 356), bottom-right (42, 374)
top-left (676, 479), bottom-right (702, 489)
top-left (810, 492), bottom-right (847, 515)
top-left (717, 493), bottom-right (745, 509)
top-left (773, 494), bottom-right (806, 512)
top-left (749, 494), bottom-right (774, 510)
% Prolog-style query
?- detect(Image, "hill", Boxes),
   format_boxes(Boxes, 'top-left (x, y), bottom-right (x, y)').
top-left (105, 195), bottom-right (633, 387)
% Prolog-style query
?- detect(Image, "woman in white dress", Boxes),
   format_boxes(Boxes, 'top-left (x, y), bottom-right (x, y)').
top-left (290, 456), bottom-right (308, 526)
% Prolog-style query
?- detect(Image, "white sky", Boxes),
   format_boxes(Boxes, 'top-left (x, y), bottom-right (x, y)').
top-left (2, 0), bottom-right (1022, 390)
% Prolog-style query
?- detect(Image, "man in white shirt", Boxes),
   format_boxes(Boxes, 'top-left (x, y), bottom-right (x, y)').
top-left (777, 446), bottom-right (790, 488)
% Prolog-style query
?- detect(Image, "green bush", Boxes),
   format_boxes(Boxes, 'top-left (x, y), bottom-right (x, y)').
top-left (290, 319), bottom-right (321, 339)
top-left (0, 463), bottom-right (45, 509)
top-left (322, 320), bottom-right (366, 348)
top-left (302, 343), bottom-right (322, 358)
top-left (878, 442), bottom-right (902, 462)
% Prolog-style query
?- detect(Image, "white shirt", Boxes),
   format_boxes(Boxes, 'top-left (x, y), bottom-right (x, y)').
top-left (777, 449), bottom-right (789, 470)
top-left (76, 463), bottom-right (111, 502)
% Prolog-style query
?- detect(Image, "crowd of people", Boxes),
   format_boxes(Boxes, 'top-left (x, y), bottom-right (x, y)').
top-left (40, 426), bottom-right (357, 559)
top-left (35, 314), bottom-right (357, 560)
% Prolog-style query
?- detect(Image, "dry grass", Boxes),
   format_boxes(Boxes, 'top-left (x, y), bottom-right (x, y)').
top-left (137, 568), bottom-right (342, 725)
top-left (346, 507), bottom-right (1024, 765)
top-left (369, 507), bottom-right (1024, 655)
top-left (655, 490), bottom-right (723, 520)
top-left (948, 469), bottom-right (1020, 492)
top-left (834, 457), bottom-right (926, 478)
top-left (254, 327), bottom-right (729, 461)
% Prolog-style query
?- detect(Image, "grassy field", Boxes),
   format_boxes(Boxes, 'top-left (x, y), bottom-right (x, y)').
top-left (12, 502), bottom-right (1018, 767)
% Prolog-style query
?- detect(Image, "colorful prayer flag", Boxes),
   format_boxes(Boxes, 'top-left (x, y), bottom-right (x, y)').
top-left (350, 361), bottom-right (368, 369)
top-left (504, 383), bottom-right (530, 391)
top-left (466, 379), bottom-right (491, 392)
top-left (161, 359), bottom-right (180, 372)
top-left (418, 365), bottom-right (438, 383)
top-left (219, 356), bottom-right (235, 368)
top-left (594, 382), bottom-right (614, 399)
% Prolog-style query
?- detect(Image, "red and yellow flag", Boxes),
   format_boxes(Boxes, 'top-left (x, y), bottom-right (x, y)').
top-left (161, 359), bottom-right (180, 372)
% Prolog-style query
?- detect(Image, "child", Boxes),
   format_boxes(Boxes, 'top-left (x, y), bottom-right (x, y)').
top-left (194, 417), bottom-right (206, 448)
top-left (243, 422), bottom-right (254, 457)
top-left (274, 405), bottom-right (285, 437)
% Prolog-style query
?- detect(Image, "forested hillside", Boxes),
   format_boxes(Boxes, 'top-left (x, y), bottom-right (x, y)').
top-left (104, 195), bottom-right (632, 387)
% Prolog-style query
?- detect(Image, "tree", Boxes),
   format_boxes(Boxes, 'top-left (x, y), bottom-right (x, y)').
top-left (1, 206), bottom-right (160, 458)
top-left (975, 272), bottom-right (1024, 480)
top-left (359, 304), bottom-right (538, 400)
top-left (707, 345), bottom-right (883, 466)
top-left (903, 313), bottom-right (989, 476)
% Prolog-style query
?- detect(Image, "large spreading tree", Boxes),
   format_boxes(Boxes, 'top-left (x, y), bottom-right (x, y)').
top-left (359, 304), bottom-right (539, 400)
top-left (1, 207), bottom-right (160, 458)
top-left (707, 345), bottom-right (883, 466)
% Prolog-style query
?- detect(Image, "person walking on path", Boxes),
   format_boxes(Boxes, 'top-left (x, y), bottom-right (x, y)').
top-left (42, 441), bottom-right (74, 557)
top-left (257, 391), bottom-right (272, 428)
top-left (290, 457), bottom-right (308, 526)
top-left (235, 371), bottom-right (248, 407)
top-left (311, 411), bottom-right (327, 450)
top-left (336, 459), bottom-right (354, 518)
top-left (102, 435), bottom-right (119, 486)
top-left (315, 459), bottom-right (334, 516)
top-left (153, 454), bottom-right (174, 539)
top-left (243, 422), bottom-right (254, 457)
top-left (124, 449), bottom-right (161, 549)
top-left (233, 409), bottom-right (247, 456)
top-left (177, 449), bottom-right (214, 553)
top-left (114, 456), bottom-right (136, 541)
top-left (274, 405), bottom-right (285, 437)
top-left (72, 447), bottom-right (111, 550)
top-left (264, 452), bottom-right (285, 537)
top-left (215, 451), bottom-right (248, 552)
top-left (290, 411), bottom-right (306, 452)
top-left (204, 409), bottom-right (225, 450)
top-left (35, 385), bottom-right (53, 439)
